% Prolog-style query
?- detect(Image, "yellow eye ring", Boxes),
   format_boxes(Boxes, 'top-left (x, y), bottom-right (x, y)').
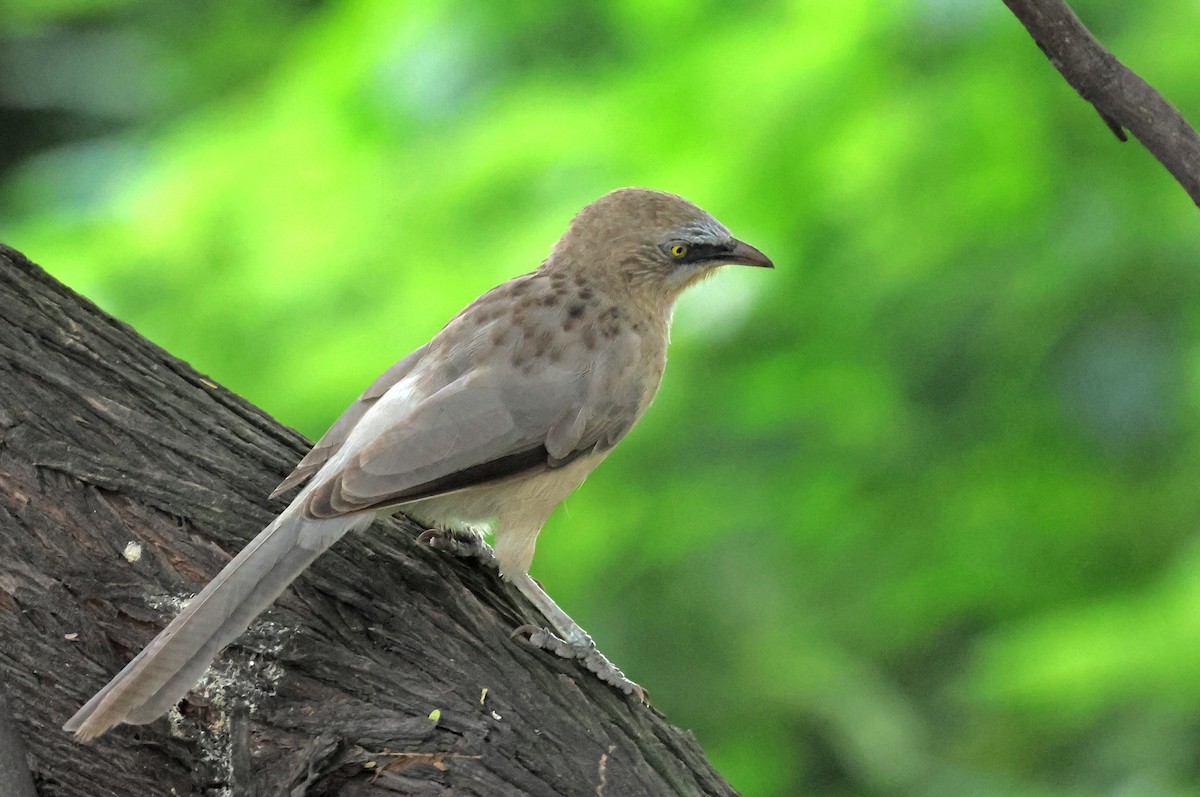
top-left (670, 244), bottom-right (688, 258)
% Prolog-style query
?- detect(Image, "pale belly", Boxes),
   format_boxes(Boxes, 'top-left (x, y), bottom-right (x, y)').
top-left (398, 452), bottom-right (607, 578)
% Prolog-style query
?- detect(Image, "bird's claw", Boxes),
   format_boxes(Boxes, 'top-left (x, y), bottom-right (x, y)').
top-left (417, 526), bottom-right (498, 569)
top-left (511, 624), bottom-right (648, 703)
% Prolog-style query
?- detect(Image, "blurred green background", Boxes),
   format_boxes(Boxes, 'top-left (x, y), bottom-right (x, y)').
top-left (3, 1), bottom-right (1199, 794)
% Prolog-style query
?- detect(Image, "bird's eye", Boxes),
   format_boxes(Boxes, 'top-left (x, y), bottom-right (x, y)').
top-left (669, 244), bottom-right (688, 259)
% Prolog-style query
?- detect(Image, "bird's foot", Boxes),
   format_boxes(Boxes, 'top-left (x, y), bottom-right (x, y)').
top-left (417, 526), bottom-right (498, 570)
top-left (511, 624), bottom-right (648, 703)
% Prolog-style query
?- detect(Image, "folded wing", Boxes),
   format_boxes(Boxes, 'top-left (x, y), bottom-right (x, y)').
top-left (303, 335), bottom-right (646, 518)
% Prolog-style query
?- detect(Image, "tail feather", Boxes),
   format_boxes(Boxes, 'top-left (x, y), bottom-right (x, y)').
top-left (64, 507), bottom-right (368, 740)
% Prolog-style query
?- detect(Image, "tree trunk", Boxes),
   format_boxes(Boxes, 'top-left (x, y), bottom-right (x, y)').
top-left (0, 245), bottom-right (737, 797)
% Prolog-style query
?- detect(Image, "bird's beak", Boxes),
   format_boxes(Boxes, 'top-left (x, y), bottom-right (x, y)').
top-left (725, 239), bottom-right (774, 269)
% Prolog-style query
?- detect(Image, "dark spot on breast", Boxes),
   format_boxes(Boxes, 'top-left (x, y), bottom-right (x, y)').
top-left (533, 329), bottom-right (553, 356)
top-left (567, 303), bottom-right (586, 319)
top-left (579, 287), bottom-right (594, 301)
top-left (582, 327), bottom-right (596, 350)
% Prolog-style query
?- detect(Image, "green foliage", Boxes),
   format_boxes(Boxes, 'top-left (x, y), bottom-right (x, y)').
top-left (3, 1), bottom-right (1199, 794)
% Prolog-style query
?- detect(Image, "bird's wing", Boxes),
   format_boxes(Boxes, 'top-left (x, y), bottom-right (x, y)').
top-left (303, 328), bottom-right (647, 519)
top-left (270, 344), bottom-right (429, 498)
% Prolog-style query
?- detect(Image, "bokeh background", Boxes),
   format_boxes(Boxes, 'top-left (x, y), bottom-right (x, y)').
top-left (3, 1), bottom-right (1199, 794)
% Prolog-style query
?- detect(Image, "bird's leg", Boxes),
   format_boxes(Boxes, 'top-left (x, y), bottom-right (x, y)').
top-left (509, 573), bottom-right (647, 702)
top-left (417, 525), bottom-right (645, 700)
top-left (416, 525), bottom-right (498, 570)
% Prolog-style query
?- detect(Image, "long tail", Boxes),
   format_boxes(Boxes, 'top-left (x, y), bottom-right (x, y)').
top-left (64, 504), bottom-right (370, 741)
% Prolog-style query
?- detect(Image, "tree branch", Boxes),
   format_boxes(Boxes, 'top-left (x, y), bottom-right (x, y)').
top-left (1002, 0), bottom-right (1200, 206)
top-left (0, 689), bottom-right (37, 797)
top-left (0, 244), bottom-right (736, 797)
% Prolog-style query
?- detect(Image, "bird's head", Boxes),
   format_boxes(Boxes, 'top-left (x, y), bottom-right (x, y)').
top-left (550, 187), bottom-right (773, 298)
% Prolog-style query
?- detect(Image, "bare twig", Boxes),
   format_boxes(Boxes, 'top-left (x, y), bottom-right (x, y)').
top-left (1002, 0), bottom-right (1200, 206)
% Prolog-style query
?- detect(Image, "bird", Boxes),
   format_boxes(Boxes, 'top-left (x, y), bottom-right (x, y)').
top-left (64, 187), bottom-right (773, 741)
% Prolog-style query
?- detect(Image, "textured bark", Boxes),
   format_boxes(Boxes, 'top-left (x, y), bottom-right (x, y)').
top-left (1002, 0), bottom-right (1200, 207)
top-left (0, 689), bottom-right (37, 797)
top-left (0, 244), bottom-right (736, 797)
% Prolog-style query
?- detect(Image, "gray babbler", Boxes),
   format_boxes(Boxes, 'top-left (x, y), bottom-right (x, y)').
top-left (65, 187), bottom-right (773, 740)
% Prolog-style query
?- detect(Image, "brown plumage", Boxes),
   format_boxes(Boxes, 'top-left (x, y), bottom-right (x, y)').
top-left (64, 187), bottom-right (772, 741)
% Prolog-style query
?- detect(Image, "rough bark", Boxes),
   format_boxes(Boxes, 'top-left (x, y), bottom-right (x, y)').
top-left (0, 689), bottom-right (37, 797)
top-left (1002, 0), bottom-right (1200, 207)
top-left (0, 244), bottom-right (736, 797)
